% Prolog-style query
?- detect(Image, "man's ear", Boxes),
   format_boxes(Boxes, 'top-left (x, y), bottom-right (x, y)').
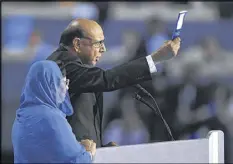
top-left (73, 38), bottom-right (81, 52)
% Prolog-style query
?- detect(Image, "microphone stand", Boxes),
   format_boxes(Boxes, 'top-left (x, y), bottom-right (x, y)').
top-left (134, 84), bottom-right (175, 141)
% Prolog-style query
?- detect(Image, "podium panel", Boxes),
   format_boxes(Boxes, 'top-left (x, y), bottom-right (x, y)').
top-left (94, 130), bottom-right (224, 163)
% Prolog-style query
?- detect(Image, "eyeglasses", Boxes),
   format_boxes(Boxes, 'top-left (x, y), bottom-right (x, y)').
top-left (64, 78), bottom-right (70, 87)
top-left (81, 37), bottom-right (105, 48)
top-left (63, 78), bottom-right (69, 87)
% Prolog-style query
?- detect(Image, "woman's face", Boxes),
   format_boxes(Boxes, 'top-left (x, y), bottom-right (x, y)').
top-left (56, 76), bottom-right (70, 104)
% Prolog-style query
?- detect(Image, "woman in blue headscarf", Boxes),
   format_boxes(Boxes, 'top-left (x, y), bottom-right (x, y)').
top-left (11, 60), bottom-right (94, 163)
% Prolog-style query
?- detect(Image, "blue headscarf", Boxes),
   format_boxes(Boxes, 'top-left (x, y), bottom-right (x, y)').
top-left (12, 61), bottom-right (92, 163)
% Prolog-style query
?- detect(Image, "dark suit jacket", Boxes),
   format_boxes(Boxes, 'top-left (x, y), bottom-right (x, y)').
top-left (47, 45), bottom-right (152, 147)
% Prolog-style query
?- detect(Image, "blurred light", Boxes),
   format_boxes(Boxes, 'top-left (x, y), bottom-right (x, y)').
top-left (59, 2), bottom-right (75, 7)
top-left (3, 15), bottom-right (34, 55)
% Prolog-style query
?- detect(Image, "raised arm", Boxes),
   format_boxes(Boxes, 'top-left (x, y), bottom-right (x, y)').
top-left (66, 56), bottom-right (152, 93)
top-left (66, 38), bottom-right (181, 94)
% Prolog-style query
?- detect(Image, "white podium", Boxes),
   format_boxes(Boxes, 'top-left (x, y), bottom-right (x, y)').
top-left (94, 130), bottom-right (224, 163)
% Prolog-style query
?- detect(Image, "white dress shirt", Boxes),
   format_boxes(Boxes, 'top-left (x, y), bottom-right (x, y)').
top-left (146, 55), bottom-right (157, 74)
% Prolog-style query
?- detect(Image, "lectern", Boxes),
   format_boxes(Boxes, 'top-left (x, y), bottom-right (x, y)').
top-left (94, 130), bottom-right (224, 163)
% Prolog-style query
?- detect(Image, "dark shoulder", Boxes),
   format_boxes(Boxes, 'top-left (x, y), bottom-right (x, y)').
top-left (47, 48), bottom-right (82, 65)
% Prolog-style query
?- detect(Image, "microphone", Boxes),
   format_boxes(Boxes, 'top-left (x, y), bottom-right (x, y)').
top-left (134, 84), bottom-right (175, 141)
top-left (134, 84), bottom-right (150, 95)
top-left (134, 93), bottom-right (158, 115)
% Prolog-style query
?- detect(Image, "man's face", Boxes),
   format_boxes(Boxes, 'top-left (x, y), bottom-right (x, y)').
top-left (75, 26), bottom-right (106, 66)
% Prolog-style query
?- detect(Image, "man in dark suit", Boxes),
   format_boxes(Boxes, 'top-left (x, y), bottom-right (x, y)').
top-left (47, 18), bottom-right (180, 147)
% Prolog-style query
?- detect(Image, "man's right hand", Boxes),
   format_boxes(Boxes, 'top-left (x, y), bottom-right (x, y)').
top-left (151, 37), bottom-right (181, 63)
top-left (80, 139), bottom-right (96, 158)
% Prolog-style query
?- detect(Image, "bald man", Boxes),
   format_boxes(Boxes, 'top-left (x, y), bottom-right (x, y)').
top-left (47, 18), bottom-right (180, 147)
